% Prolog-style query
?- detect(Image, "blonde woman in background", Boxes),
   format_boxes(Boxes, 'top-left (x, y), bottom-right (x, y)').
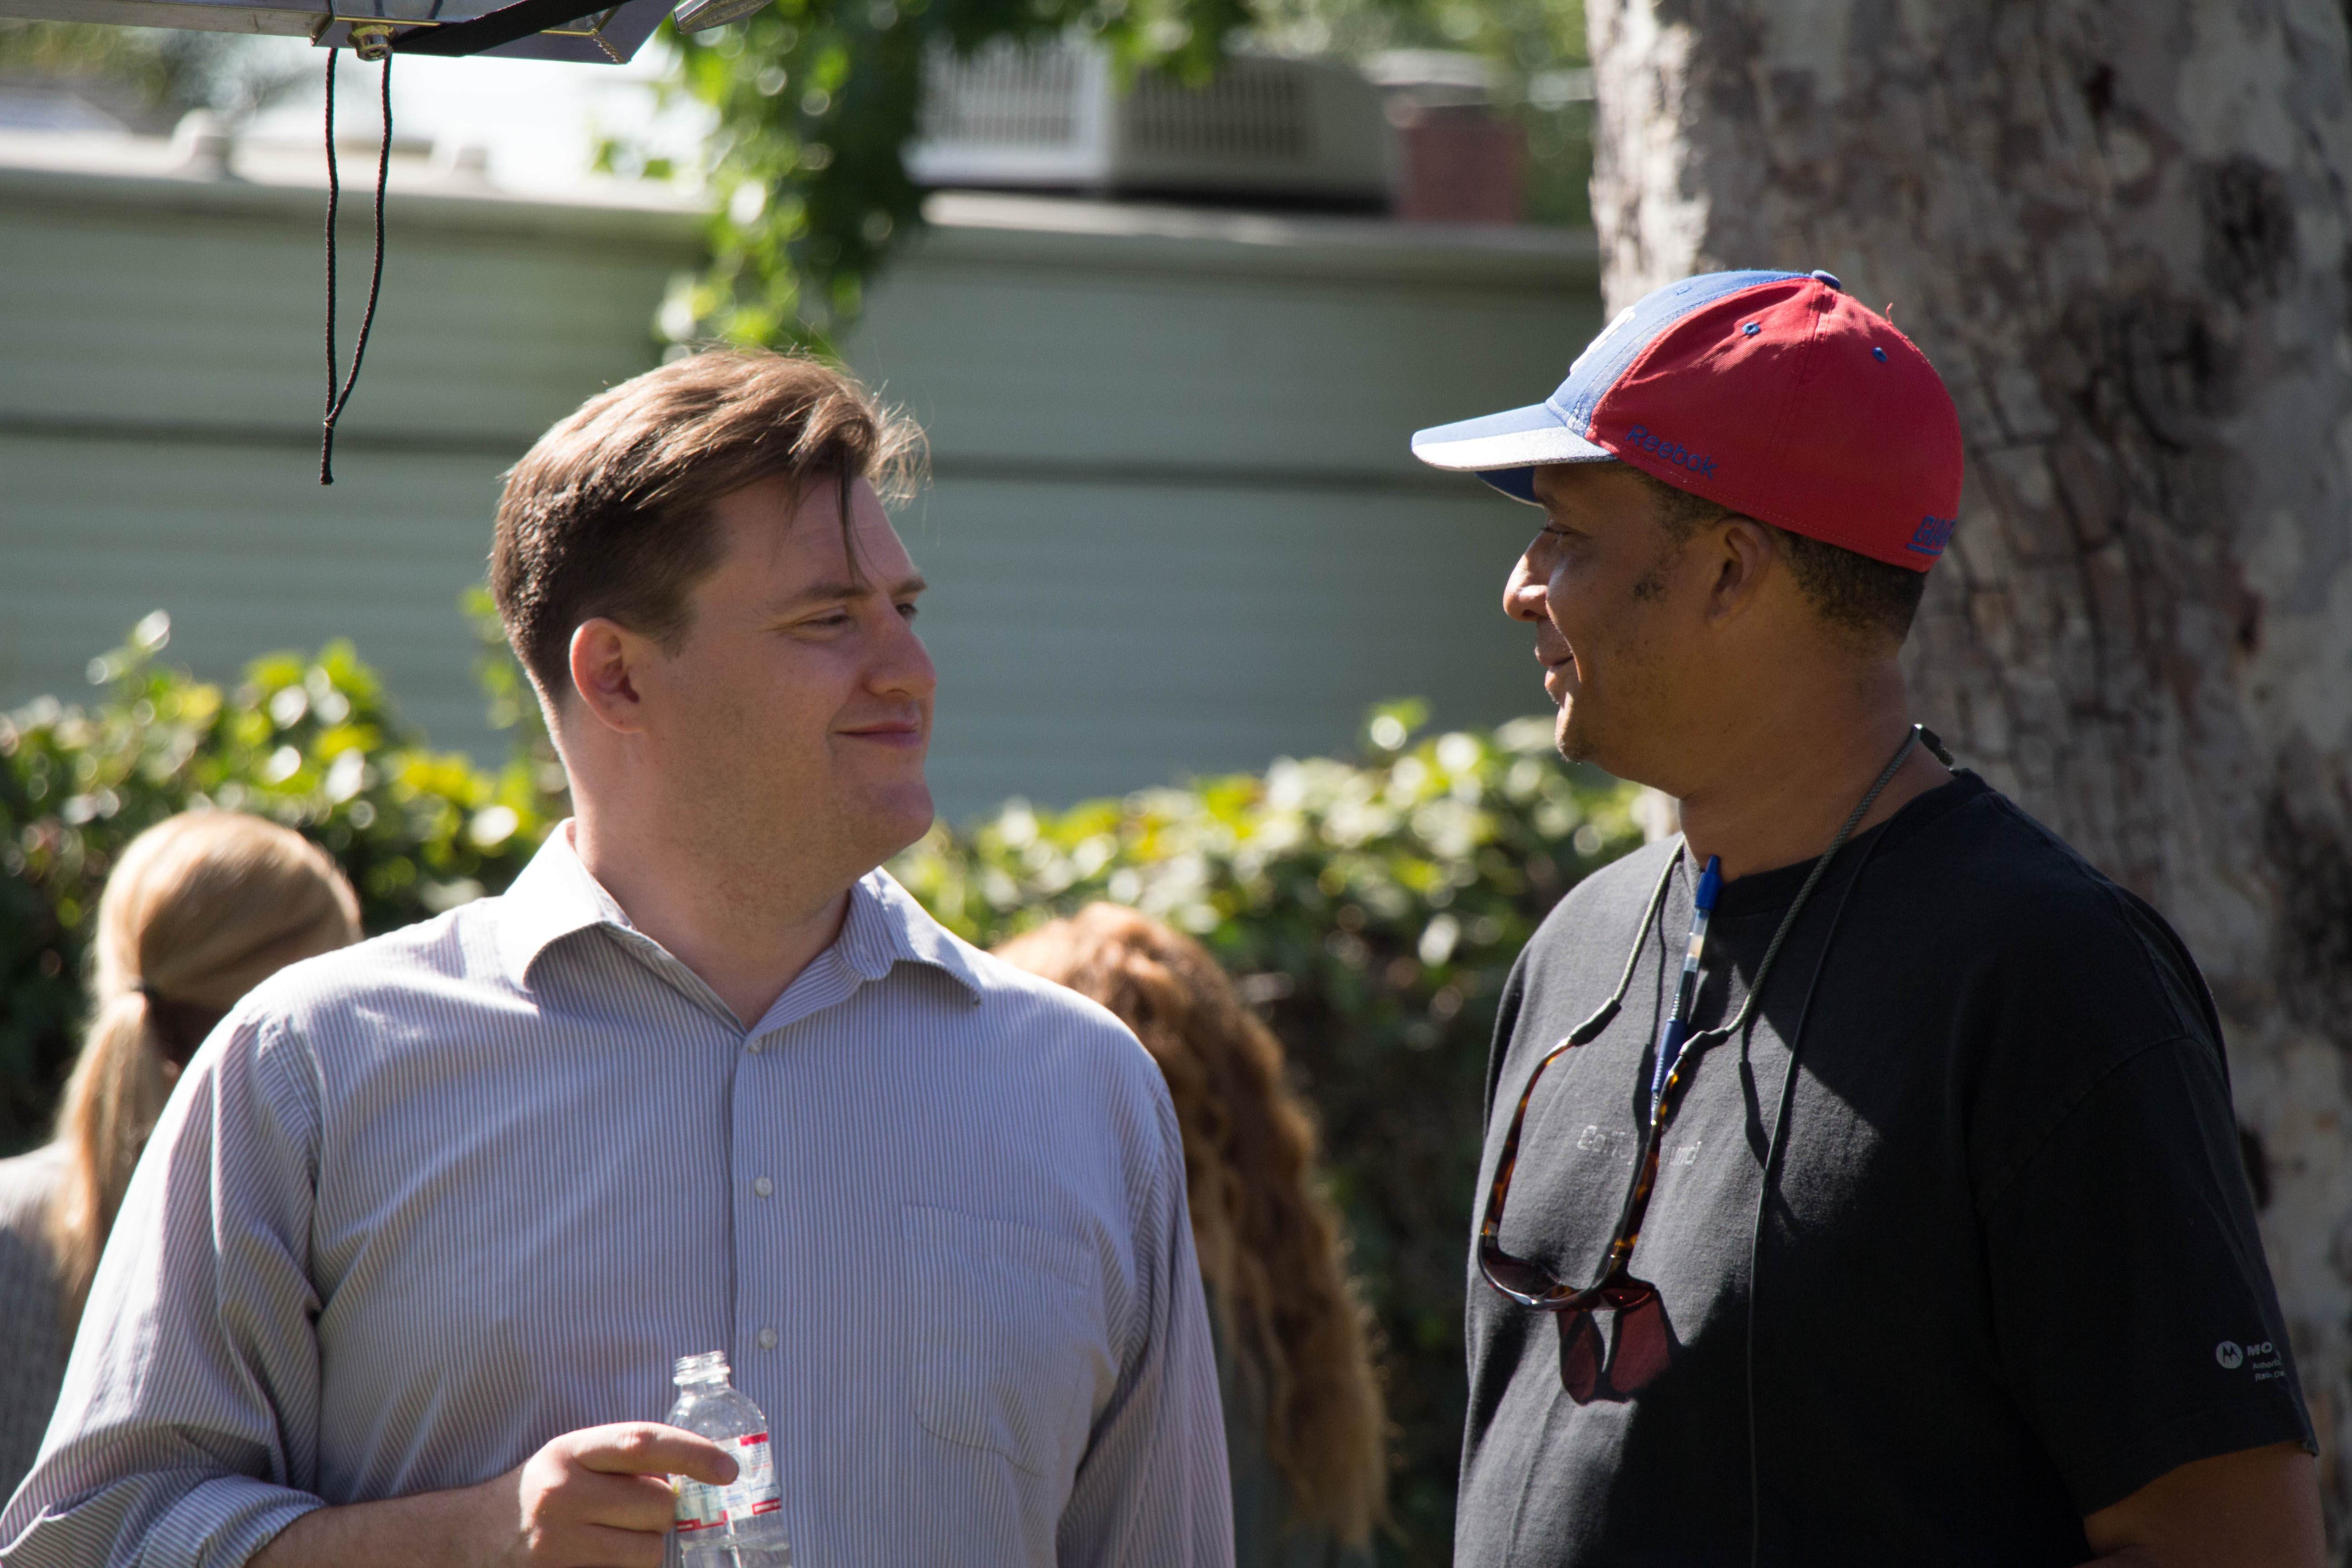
top-left (0, 813), bottom-right (360, 1498)
top-left (997, 905), bottom-right (1387, 1568)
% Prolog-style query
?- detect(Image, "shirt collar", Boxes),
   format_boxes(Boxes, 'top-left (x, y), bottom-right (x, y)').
top-left (847, 862), bottom-right (988, 1004)
top-left (493, 823), bottom-right (985, 1006)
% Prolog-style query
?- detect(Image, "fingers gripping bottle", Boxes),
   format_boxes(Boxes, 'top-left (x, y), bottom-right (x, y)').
top-left (667, 1352), bottom-right (791, 1568)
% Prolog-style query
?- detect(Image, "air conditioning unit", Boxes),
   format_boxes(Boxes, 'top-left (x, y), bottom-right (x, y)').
top-left (907, 39), bottom-right (1394, 209)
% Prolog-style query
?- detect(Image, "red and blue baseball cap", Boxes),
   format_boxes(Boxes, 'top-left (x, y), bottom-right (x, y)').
top-left (1411, 269), bottom-right (1965, 570)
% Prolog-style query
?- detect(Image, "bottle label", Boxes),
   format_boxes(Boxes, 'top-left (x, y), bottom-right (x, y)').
top-left (674, 1432), bottom-right (781, 1533)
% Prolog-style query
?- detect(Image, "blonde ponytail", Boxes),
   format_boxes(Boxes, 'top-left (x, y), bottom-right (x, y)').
top-left (44, 813), bottom-right (360, 1326)
top-left (48, 992), bottom-right (175, 1318)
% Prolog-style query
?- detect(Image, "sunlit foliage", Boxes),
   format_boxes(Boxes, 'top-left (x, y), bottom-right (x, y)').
top-left (897, 696), bottom-right (1642, 1559)
top-left (0, 615), bottom-right (559, 1150)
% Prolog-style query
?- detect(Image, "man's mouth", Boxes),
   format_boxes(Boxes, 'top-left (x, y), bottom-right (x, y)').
top-left (840, 720), bottom-right (925, 750)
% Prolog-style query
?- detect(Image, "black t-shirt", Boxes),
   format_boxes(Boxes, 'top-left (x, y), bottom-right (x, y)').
top-left (1458, 773), bottom-right (2314, 1566)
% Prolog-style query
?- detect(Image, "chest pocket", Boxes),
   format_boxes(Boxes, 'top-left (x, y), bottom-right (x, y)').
top-left (902, 1205), bottom-right (1112, 1479)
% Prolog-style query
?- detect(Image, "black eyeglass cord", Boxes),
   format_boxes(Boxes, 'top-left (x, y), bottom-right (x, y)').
top-left (1735, 722), bottom-right (1939, 1567)
top-left (321, 46), bottom-right (393, 486)
top-left (1539, 722), bottom-right (1931, 1111)
top-left (1674, 724), bottom-right (1920, 1076)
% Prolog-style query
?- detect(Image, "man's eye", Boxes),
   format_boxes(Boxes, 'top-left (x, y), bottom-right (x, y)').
top-left (897, 602), bottom-right (920, 621)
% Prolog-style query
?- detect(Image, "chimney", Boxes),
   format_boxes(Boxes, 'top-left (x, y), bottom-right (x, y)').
top-left (1392, 104), bottom-right (1524, 224)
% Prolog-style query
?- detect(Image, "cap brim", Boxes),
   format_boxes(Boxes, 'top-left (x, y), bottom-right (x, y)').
top-left (1410, 403), bottom-right (1613, 504)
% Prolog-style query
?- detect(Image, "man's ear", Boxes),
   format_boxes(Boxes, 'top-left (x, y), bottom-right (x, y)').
top-left (568, 618), bottom-right (649, 735)
top-left (1700, 515), bottom-right (1778, 628)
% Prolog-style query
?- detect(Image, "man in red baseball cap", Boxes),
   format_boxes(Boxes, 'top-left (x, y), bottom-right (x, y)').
top-left (1416, 270), bottom-right (2324, 1565)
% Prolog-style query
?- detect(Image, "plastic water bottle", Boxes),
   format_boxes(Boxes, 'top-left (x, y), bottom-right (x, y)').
top-left (666, 1352), bottom-right (791, 1568)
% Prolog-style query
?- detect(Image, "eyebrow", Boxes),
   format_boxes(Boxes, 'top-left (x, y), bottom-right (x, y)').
top-left (775, 573), bottom-right (928, 613)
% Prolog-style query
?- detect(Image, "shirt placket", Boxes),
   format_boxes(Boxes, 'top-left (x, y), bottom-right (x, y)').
top-left (726, 943), bottom-right (878, 1503)
top-left (735, 1020), bottom-right (788, 1387)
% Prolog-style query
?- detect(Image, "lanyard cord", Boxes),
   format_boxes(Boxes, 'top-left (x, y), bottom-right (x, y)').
top-left (1742, 806), bottom-right (1893, 1568)
top-left (321, 47), bottom-right (393, 486)
top-left (1643, 724), bottom-right (1923, 1130)
top-left (1548, 850), bottom-right (1682, 1057)
top-left (1527, 725), bottom-right (1943, 1561)
top-left (1722, 723), bottom-right (1942, 1566)
top-left (1543, 723), bottom-right (1931, 1092)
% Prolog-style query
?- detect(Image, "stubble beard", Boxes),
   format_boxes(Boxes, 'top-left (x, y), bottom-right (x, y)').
top-left (1552, 699), bottom-right (1598, 765)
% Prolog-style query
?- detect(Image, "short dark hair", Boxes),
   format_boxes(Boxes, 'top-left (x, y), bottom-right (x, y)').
top-left (1623, 466), bottom-right (1927, 646)
top-left (490, 349), bottom-right (926, 703)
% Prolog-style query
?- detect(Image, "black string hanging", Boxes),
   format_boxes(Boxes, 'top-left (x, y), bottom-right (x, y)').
top-left (320, 45), bottom-right (393, 486)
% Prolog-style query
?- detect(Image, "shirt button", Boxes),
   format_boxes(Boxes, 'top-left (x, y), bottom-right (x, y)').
top-left (752, 1176), bottom-right (773, 1197)
top-left (745, 1040), bottom-right (764, 1056)
top-left (757, 1327), bottom-right (778, 1350)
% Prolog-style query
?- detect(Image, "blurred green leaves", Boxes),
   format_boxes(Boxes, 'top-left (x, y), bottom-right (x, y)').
top-left (0, 613), bottom-right (562, 1152)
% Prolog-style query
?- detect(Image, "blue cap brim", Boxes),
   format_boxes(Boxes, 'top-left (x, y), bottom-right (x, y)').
top-left (1410, 402), bottom-right (1612, 505)
top-left (1412, 270), bottom-right (1810, 506)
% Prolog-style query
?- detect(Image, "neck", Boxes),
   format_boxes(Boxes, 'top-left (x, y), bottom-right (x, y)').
top-left (568, 806), bottom-right (850, 1029)
top-left (1672, 660), bottom-right (1949, 882)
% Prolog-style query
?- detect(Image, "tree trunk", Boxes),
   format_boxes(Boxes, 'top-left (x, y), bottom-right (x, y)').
top-left (1588, 0), bottom-right (2352, 1548)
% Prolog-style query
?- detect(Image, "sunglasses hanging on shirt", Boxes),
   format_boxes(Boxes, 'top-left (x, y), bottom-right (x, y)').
top-left (1475, 724), bottom-right (1945, 1362)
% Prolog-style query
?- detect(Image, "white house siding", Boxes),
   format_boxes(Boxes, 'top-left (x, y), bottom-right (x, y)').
top-left (0, 141), bottom-right (698, 758)
top-left (853, 197), bottom-right (1601, 813)
top-left (0, 148), bottom-right (1599, 820)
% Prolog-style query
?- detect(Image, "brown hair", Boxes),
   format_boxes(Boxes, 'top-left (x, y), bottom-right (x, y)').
top-left (48, 812), bottom-right (360, 1323)
top-left (994, 906), bottom-right (1387, 1546)
top-left (490, 348), bottom-right (927, 702)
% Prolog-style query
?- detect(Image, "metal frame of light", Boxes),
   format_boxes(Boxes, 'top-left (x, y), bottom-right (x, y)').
top-left (0, 0), bottom-right (678, 64)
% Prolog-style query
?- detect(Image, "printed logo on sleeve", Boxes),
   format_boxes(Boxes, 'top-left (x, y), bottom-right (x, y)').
top-left (2215, 1338), bottom-right (2287, 1381)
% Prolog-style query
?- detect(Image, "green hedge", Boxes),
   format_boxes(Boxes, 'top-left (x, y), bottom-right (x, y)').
top-left (0, 614), bottom-right (560, 1147)
top-left (0, 627), bottom-right (1643, 1566)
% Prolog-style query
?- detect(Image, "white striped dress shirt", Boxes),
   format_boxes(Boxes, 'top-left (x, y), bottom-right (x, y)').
top-left (0, 825), bottom-right (1233, 1568)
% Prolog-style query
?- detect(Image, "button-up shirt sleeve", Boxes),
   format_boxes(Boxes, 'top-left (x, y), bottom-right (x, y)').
top-left (1, 1007), bottom-right (329, 1568)
top-left (6, 841), bottom-right (1242, 1568)
top-left (1056, 1079), bottom-right (1235, 1568)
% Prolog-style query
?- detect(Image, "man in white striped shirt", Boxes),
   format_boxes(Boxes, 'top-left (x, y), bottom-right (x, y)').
top-left (2, 351), bottom-right (1234, 1568)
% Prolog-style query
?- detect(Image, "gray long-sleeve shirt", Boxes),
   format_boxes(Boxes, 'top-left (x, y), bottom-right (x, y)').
top-left (1, 826), bottom-right (1233, 1568)
top-left (0, 1143), bottom-right (70, 1504)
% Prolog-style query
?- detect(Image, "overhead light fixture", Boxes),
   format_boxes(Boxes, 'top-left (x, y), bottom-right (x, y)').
top-left (671, 0), bottom-right (769, 32)
top-left (0, 0), bottom-right (768, 62)
top-left (0, 0), bottom-right (761, 483)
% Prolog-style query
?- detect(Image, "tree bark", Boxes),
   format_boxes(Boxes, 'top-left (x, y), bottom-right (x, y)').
top-left (1588, 0), bottom-right (2352, 1548)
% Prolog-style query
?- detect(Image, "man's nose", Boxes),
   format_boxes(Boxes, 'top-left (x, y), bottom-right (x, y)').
top-left (872, 612), bottom-right (938, 701)
top-left (1504, 555), bottom-right (1547, 623)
